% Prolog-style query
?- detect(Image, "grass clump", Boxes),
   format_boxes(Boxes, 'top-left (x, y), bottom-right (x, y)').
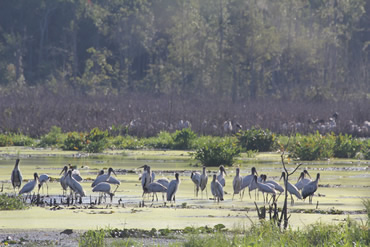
top-left (79, 229), bottom-right (106, 247)
top-left (0, 194), bottom-right (28, 210)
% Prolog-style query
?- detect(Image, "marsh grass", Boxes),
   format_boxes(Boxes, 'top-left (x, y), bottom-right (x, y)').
top-left (0, 194), bottom-right (28, 210)
top-left (181, 220), bottom-right (370, 247)
top-left (79, 228), bottom-right (106, 247)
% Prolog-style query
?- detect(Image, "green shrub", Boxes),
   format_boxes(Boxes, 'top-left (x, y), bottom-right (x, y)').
top-left (172, 128), bottom-right (197, 150)
top-left (361, 139), bottom-right (370, 160)
top-left (236, 127), bottom-right (276, 152)
top-left (0, 194), bottom-right (28, 210)
top-left (144, 131), bottom-right (173, 149)
top-left (79, 229), bottom-right (106, 247)
top-left (0, 134), bottom-right (13, 147)
top-left (84, 128), bottom-right (108, 153)
top-left (114, 135), bottom-right (145, 149)
top-left (289, 132), bottom-right (335, 161)
top-left (333, 134), bottom-right (362, 158)
top-left (63, 132), bottom-right (86, 151)
top-left (192, 138), bottom-right (240, 166)
top-left (38, 126), bottom-right (63, 147)
top-left (10, 133), bottom-right (34, 146)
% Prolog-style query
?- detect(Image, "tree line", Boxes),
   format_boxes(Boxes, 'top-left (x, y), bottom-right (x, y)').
top-left (0, 0), bottom-right (369, 102)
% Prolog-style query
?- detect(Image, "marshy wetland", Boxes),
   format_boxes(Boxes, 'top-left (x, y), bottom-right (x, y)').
top-left (0, 147), bottom-right (368, 234)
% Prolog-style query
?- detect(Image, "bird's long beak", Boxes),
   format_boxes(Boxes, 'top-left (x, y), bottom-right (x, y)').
top-left (305, 170), bottom-right (312, 179)
top-left (112, 169), bottom-right (117, 177)
top-left (279, 173), bottom-right (283, 182)
top-left (59, 167), bottom-right (66, 175)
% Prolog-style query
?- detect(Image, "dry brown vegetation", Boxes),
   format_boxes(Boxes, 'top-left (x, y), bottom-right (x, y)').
top-left (0, 87), bottom-right (369, 138)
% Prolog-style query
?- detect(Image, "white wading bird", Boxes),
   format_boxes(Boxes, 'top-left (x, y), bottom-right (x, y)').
top-left (190, 171), bottom-right (201, 197)
top-left (19, 173), bottom-right (39, 195)
top-left (211, 174), bottom-right (224, 203)
top-left (11, 159), bottom-right (22, 193)
top-left (217, 165), bottom-right (227, 187)
top-left (167, 173), bottom-right (180, 206)
top-left (232, 167), bottom-right (242, 200)
top-left (199, 166), bottom-right (208, 199)
top-left (280, 172), bottom-right (302, 206)
top-left (302, 173), bottom-right (320, 204)
top-left (38, 174), bottom-right (50, 195)
top-left (295, 170), bottom-right (312, 191)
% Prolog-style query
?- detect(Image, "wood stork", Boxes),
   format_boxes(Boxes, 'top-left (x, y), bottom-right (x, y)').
top-left (211, 174), bottom-right (224, 203)
top-left (68, 164), bottom-right (83, 182)
top-left (240, 167), bottom-right (258, 199)
top-left (217, 165), bottom-right (227, 187)
top-left (139, 165), bottom-right (152, 197)
top-left (91, 167), bottom-right (120, 188)
top-left (38, 174), bottom-right (50, 195)
top-left (199, 166), bottom-right (208, 199)
top-left (167, 173), bottom-right (180, 205)
top-left (190, 171), bottom-right (201, 197)
top-left (66, 170), bottom-right (85, 198)
top-left (60, 166), bottom-right (68, 195)
top-left (280, 172), bottom-right (302, 206)
top-left (19, 173), bottom-right (39, 195)
top-left (262, 174), bottom-right (284, 194)
top-left (302, 173), bottom-right (320, 204)
top-left (253, 175), bottom-right (276, 204)
top-left (92, 182), bottom-right (115, 203)
top-left (11, 159), bottom-right (22, 193)
top-left (156, 178), bottom-right (169, 188)
top-left (295, 170), bottom-right (312, 191)
top-left (147, 182), bottom-right (167, 201)
top-left (232, 168), bottom-right (242, 200)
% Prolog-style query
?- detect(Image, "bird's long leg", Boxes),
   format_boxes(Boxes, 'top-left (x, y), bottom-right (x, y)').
top-left (290, 194), bottom-right (294, 206)
top-left (205, 187), bottom-right (208, 199)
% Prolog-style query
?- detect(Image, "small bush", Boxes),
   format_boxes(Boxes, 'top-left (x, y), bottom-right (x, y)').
top-left (63, 132), bottom-right (86, 151)
top-left (192, 138), bottom-right (240, 166)
top-left (10, 133), bottom-right (34, 146)
top-left (0, 194), bottom-right (28, 210)
top-left (144, 131), bottom-right (173, 149)
top-left (289, 132), bottom-right (335, 161)
top-left (361, 139), bottom-right (370, 160)
top-left (236, 127), bottom-right (276, 152)
top-left (38, 126), bottom-right (63, 147)
top-left (333, 134), bottom-right (362, 158)
top-left (0, 134), bottom-right (13, 147)
top-left (172, 128), bottom-right (197, 150)
top-left (84, 128), bottom-right (108, 153)
top-left (79, 229), bottom-right (106, 247)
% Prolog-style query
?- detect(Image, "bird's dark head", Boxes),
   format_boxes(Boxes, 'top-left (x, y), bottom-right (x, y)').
top-left (98, 169), bottom-right (104, 176)
top-left (190, 172), bottom-right (194, 178)
top-left (236, 167), bottom-right (240, 174)
top-left (138, 164), bottom-right (149, 171)
top-left (15, 159), bottom-right (20, 167)
top-left (108, 167), bottom-right (117, 176)
top-left (316, 173), bottom-right (320, 180)
top-left (304, 169), bottom-right (311, 178)
top-left (203, 166), bottom-right (206, 171)
top-left (220, 165), bottom-right (227, 175)
top-left (253, 175), bottom-right (258, 181)
top-left (251, 167), bottom-right (258, 176)
top-left (175, 173), bottom-right (179, 180)
top-left (34, 173), bottom-right (39, 180)
top-left (213, 174), bottom-right (217, 181)
top-left (60, 166), bottom-right (68, 175)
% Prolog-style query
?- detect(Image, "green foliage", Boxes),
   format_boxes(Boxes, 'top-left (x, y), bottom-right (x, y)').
top-left (0, 194), bottom-right (28, 210)
top-left (84, 128), bottom-right (108, 153)
top-left (361, 140), bottom-right (370, 160)
top-left (79, 229), bottom-right (106, 247)
top-left (63, 132), bottom-right (86, 151)
top-left (289, 132), bottom-right (335, 161)
top-left (236, 128), bottom-right (276, 152)
top-left (145, 131), bottom-right (174, 149)
top-left (333, 134), bottom-right (362, 158)
top-left (0, 134), bottom-right (13, 147)
top-left (182, 220), bottom-right (370, 247)
top-left (172, 128), bottom-right (197, 150)
top-left (110, 136), bottom-right (145, 150)
top-left (9, 133), bottom-right (34, 146)
top-left (38, 126), bottom-right (63, 148)
top-left (192, 138), bottom-right (240, 167)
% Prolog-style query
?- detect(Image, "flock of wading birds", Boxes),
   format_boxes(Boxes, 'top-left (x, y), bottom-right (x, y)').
top-left (9, 159), bottom-right (320, 206)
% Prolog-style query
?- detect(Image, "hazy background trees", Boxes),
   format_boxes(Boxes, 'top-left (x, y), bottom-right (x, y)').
top-left (0, 0), bottom-right (369, 137)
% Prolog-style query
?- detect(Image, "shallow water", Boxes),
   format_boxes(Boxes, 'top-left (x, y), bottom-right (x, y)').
top-left (0, 147), bottom-right (369, 230)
